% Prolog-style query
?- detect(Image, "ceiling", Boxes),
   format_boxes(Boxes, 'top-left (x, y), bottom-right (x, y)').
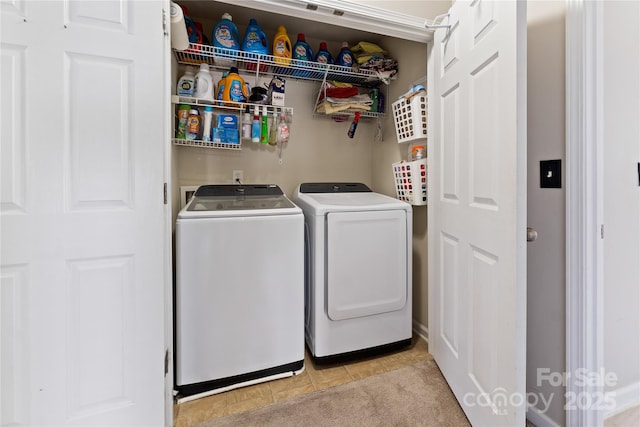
top-left (177, 0), bottom-right (432, 44)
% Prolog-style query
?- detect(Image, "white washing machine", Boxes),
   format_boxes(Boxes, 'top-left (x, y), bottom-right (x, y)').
top-left (175, 184), bottom-right (304, 402)
top-left (294, 183), bottom-right (412, 363)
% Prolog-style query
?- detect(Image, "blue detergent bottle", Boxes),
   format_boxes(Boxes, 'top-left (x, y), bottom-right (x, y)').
top-left (315, 42), bottom-right (334, 65)
top-left (292, 33), bottom-right (313, 77)
top-left (242, 18), bottom-right (268, 72)
top-left (337, 42), bottom-right (356, 69)
top-left (212, 13), bottom-right (240, 67)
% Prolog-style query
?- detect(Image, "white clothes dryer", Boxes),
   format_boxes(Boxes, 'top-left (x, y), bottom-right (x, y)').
top-left (175, 184), bottom-right (304, 401)
top-left (294, 183), bottom-right (412, 363)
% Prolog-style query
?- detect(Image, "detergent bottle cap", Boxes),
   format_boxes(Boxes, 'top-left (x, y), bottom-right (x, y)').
top-left (222, 12), bottom-right (232, 21)
top-left (229, 66), bottom-right (239, 74)
top-left (297, 33), bottom-right (306, 41)
top-left (319, 42), bottom-right (328, 50)
top-left (341, 42), bottom-right (349, 48)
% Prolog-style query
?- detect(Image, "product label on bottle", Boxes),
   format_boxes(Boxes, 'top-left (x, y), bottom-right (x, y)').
top-left (279, 124), bottom-right (290, 143)
top-left (215, 25), bottom-right (238, 49)
top-left (340, 52), bottom-right (353, 67)
top-left (274, 40), bottom-right (286, 56)
top-left (244, 31), bottom-right (265, 52)
top-left (178, 80), bottom-right (194, 96)
top-left (186, 116), bottom-right (199, 140)
top-left (294, 44), bottom-right (309, 60)
top-left (317, 54), bottom-right (329, 64)
top-left (229, 80), bottom-right (246, 102)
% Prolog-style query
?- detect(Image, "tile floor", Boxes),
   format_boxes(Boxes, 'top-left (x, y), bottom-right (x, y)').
top-left (174, 334), bottom-right (432, 427)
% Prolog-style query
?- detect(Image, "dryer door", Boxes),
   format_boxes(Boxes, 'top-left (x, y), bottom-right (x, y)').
top-left (326, 209), bottom-right (407, 320)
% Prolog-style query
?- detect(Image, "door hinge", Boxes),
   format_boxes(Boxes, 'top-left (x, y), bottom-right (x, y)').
top-left (162, 8), bottom-right (168, 36)
top-left (164, 349), bottom-right (169, 376)
top-left (600, 224), bottom-right (604, 239)
top-left (164, 182), bottom-right (168, 205)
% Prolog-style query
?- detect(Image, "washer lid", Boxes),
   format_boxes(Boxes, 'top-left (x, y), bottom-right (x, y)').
top-left (295, 184), bottom-right (410, 214)
top-left (299, 182), bottom-right (372, 193)
top-left (180, 184), bottom-right (300, 218)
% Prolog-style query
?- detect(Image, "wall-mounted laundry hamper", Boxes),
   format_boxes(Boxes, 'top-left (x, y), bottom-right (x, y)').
top-left (392, 159), bottom-right (427, 206)
top-left (392, 94), bottom-right (427, 144)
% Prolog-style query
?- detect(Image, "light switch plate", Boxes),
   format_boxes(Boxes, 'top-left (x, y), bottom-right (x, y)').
top-left (540, 159), bottom-right (562, 188)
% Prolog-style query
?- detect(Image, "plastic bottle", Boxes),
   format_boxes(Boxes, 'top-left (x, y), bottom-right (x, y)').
top-left (194, 63), bottom-right (214, 101)
top-left (276, 112), bottom-right (289, 144)
top-left (212, 13), bottom-right (240, 67)
top-left (222, 67), bottom-right (248, 106)
top-left (292, 33), bottom-right (313, 77)
top-left (176, 104), bottom-right (191, 138)
top-left (242, 106), bottom-right (252, 141)
top-left (251, 105), bottom-right (261, 143)
top-left (268, 110), bottom-right (278, 146)
top-left (336, 42), bottom-right (356, 68)
top-left (260, 106), bottom-right (269, 144)
top-left (186, 109), bottom-right (200, 140)
top-left (216, 71), bottom-right (229, 104)
top-left (177, 67), bottom-right (195, 96)
top-left (315, 42), bottom-right (334, 65)
top-left (201, 106), bottom-right (214, 141)
top-left (272, 26), bottom-right (292, 71)
top-left (242, 18), bottom-right (268, 72)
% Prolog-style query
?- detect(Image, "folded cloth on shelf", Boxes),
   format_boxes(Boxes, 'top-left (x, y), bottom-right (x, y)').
top-left (316, 94), bottom-right (373, 115)
top-left (325, 86), bottom-right (359, 98)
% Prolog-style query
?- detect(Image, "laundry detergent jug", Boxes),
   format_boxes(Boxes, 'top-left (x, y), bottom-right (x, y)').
top-left (242, 18), bottom-right (268, 72)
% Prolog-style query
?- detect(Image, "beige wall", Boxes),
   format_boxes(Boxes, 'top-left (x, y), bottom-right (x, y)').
top-left (526, 1), bottom-right (566, 425)
top-left (171, 2), bottom-right (437, 332)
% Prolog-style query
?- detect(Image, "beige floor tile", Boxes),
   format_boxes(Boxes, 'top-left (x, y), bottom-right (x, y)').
top-left (307, 364), bottom-right (353, 386)
top-left (268, 370), bottom-right (313, 393)
top-left (227, 394), bottom-right (274, 415)
top-left (272, 382), bottom-right (316, 402)
top-left (174, 393), bottom-right (228, 427)
top-left (226, 382), bottom-right (272, 405)
top-left (175, 337), bottom-right (433, 425)
top-left (344, 358), bottom-right (390, 380)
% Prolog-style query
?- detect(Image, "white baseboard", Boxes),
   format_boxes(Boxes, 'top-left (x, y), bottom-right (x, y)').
top-left (527, 403), bottom-right (562, 427)
top-left (605, 381), bottom-right (640, 419)
top-left (412, 320), bottom-right (428, 343)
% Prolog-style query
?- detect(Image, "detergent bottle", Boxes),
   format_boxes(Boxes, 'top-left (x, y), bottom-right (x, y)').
top-left (272, 25), bottom-right (292, 72)
top-left (221, 67), bottom-right (248, 106)
top-left (336, 42), bottom-right (356, 68)
top-left (216, 71), bottom-right (229, 104)
top-left (292, 33), bottom-right (313, 77)
top-left (193, 63), bottom-right (214, 102)
top-left (242, 18), bottom-right (268, 71)
top-left (315, 42), bottom-right (334, 65)
top-left (212, 13), bottom-right (240, 67)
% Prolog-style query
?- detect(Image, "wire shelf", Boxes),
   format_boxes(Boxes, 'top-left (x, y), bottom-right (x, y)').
top-left (173, 44), bottom-right (381, 86)
top-left (173, 138), bottom-right (242, 151)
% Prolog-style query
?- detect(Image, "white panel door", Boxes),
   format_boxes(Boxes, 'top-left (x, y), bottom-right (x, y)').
top-left (428, 0), bottom-right (527, 425)
top-left (1, 1), bottom-right (167, 425)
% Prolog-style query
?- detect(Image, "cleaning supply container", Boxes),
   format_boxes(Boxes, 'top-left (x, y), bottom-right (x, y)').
top-left (292, 33), bottom-right (313, 78)
top-left (272, 25), bottom-right (292, 74)
top-left (242, 18), bottom-right (269, 72)
top-left (315, 42), bottom-right (334, 65)
top-left (194, 63), bottom-right (214, 102)
top-left (212, 13), bottom-right (240, 67)
top-left (221, 67), bottom-right (248, 106)
top-left (336, 42), bottom-right (356, 69)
